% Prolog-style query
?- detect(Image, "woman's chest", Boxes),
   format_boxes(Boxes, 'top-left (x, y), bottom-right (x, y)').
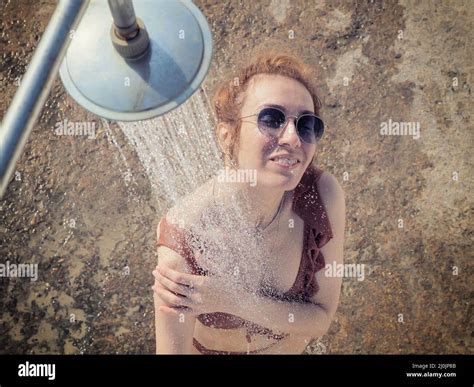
top-left (191, 209), bottom-right (306, 293)
top-left (258, 213), bottom-right (306, 294)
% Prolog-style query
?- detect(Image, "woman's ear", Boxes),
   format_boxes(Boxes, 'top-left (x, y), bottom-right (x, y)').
top-left (217, 122), bottom-right (238, 168)
top-left (217, 122), bottom-right (232, 153)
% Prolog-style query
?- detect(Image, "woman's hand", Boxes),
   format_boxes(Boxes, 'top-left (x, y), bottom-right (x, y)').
top-left (152, 266), bottom-right (239, 317)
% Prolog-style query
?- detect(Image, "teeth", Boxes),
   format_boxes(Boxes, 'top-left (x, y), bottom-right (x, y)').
top-left (273, 157), bottom-right (298, 165)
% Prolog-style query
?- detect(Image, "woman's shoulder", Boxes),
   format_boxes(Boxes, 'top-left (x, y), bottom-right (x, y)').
top-left (312, 167), bottom-right (345, 246)
top-left (156, 178), bottom-right (214, 265)
top-left (315, 168), bottom-right (345, 213)
top-left (297, 165), bottom-right (342, 199)
top-left (163, 178), bottom-right (215, 228)
top-left (292, 165), bottom-right (344, 242)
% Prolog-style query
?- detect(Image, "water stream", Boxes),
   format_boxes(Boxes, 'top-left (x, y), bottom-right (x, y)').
top-left (117, 88), bottom-right (222, 211)
top-left (116, 88), bottom-right (279, 319)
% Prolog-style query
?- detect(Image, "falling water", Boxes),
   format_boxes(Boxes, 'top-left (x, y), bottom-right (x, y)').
top-left (117, 88), bottom-right (222, 211)
top-left (116, 87), bottom-right (281, 316)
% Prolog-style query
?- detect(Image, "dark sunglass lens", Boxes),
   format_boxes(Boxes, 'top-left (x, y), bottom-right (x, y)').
top-left (297, 115), bottom-right (316, 143)
top-left (297, 115), bottom-right (324, 143)
top-left (258, 108), bottom-right (285, 131)
top-left (313, 117), bottom-right (324, 140)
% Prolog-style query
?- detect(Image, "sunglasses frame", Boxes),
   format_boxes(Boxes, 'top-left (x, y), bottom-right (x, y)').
top-left (239, 106), bottom-right (325, 144)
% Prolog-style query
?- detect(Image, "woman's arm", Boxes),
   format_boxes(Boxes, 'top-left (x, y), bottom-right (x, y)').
top-left (229, 292), bottom-right (333, 337)
top-left (154, 172), bottom-right (345, 341)
top-left (155, 171), bottom-right (345, 339)
top-left (155, 264), bottom-right (332, 338)
top-left (154, 245), bottom-right (196, 354)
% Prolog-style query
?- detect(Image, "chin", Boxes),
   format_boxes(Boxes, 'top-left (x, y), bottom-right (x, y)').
top-left (258, 168), bottom-right (305, 191)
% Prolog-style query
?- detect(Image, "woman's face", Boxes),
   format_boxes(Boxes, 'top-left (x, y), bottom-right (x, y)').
top-left (236, 74), bottom-right (317, 191)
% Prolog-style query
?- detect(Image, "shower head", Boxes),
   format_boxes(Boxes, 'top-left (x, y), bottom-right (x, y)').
top-left (59, 0), bottom-right (213, 121)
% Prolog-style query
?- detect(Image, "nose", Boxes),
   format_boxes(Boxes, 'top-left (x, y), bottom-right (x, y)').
top-left (278, 117), bottom-right (301, 148)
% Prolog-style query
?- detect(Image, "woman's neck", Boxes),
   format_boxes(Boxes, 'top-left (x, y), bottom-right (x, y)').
top-left (213, 177), bottom-right (286, 230)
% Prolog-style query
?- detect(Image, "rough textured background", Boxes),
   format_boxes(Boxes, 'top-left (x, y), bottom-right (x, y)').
top-left (0, 0), bottom-right (472, 354)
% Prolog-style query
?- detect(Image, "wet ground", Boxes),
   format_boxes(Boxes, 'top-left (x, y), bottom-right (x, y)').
top-left (0, 0), bottom-right (472, 354)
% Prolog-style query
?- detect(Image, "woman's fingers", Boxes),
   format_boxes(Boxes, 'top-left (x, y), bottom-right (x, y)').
top-left (154, 272), bottom-right (203, 305)
top-left (157, 266), bottom-right (200, 288)
top-left (158, 305), bottom-right (194, 316)
top-left (152, 284), bottom-right (191, 308)
top-left (153, 270), bottom-right (194, 297)
top-left (158, 305), bottom-right (179, 315)
top-left (152, 266), bottom-right (206, 310)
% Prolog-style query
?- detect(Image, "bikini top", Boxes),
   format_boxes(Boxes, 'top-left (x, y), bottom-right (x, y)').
top-left (156, 165), bottom-right (334, 345)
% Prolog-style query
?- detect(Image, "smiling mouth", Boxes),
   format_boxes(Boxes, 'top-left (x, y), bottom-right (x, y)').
top-left (269, 156), bottom-right (301, 167)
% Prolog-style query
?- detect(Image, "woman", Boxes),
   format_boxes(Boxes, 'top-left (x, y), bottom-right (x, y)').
top-left (152, 52), bottom-right (345, 354)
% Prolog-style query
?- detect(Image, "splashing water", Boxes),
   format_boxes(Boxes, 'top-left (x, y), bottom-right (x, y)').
top-left (117, 88), bottom-right (282, 324)
top-left (117, 88), bottom-right (222, 211)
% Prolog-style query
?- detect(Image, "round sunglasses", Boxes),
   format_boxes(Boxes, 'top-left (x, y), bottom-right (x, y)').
top-left (239, 107), bottom-right (325, 144)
